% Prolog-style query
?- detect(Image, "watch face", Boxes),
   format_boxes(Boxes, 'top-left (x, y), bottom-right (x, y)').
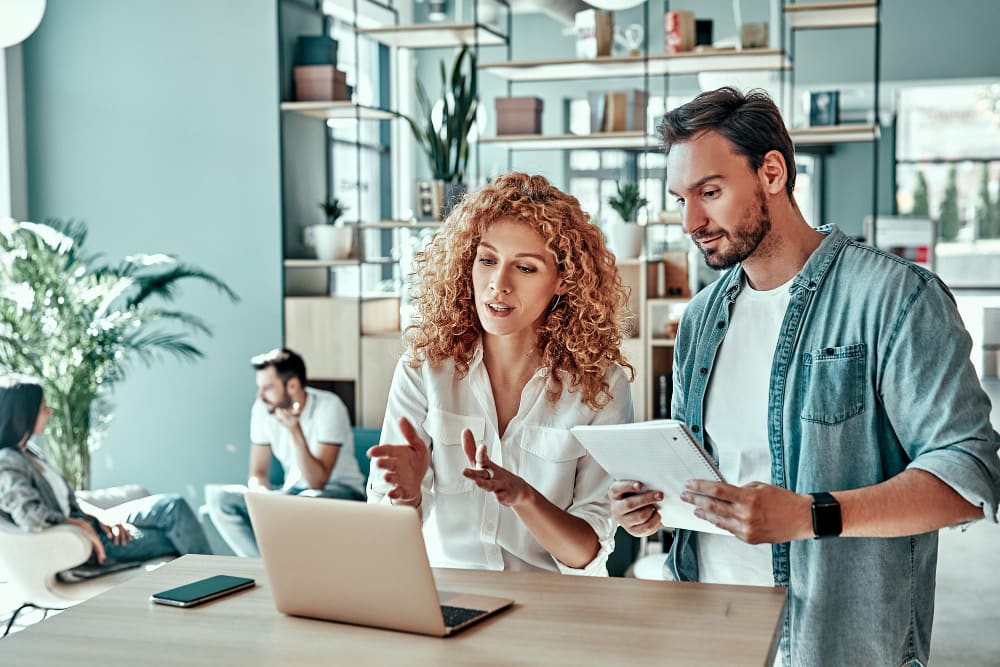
top-left (811, 493), bottom-right (842, 538)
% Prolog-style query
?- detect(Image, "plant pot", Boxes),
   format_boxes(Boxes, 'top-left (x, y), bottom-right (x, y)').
top-left (605, 221), bottom-right (644, 259)
top-left (415, 179), bottom-right (467, 221)
top-left (311, 224), bottom-right (354, 260)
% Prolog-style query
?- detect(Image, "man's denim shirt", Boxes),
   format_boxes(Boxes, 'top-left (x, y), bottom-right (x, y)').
top-left (666, 225), bottom-right (1000, 667)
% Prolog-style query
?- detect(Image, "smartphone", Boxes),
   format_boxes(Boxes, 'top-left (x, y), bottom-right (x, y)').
top-left (150, 575), bottom-right (255, 608)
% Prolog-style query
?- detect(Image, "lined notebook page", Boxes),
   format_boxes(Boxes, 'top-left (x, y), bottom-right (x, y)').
top-left (571, 420), bottom-right (729, 535)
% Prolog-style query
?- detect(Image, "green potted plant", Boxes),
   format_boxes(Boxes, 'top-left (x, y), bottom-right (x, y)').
top-left (399, 46), bottom-right (478, 220)
top-left (310, 197), bottom-right (353, 260)
top-left (606, 181), bottom-right (649, 258)
top-left (0, 219), bottom-right (239, 489)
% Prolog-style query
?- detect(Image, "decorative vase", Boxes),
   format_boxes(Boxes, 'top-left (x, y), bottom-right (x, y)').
top-left (312, 224), bottom-right (354, 260)
top-left (605, 221), bottom-right (644, 259)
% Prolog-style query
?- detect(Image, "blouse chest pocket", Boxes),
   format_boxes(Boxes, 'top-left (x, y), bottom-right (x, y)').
top-left (423, 408), bottom-right (485, 494)
top-left (519, 426), bottom-right (588, 509)
top-left (800, 343), bottom-right (866, 425)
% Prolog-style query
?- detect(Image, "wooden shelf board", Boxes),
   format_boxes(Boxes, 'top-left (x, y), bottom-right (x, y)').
top-left (357, 23), bottom-right (506, 49)
top-left (284, 258), bottom-right (357, 268)
top-left (479, 49), bottom-right (789, 82)
top-left (650, 338), bottom-right (677, 347)
top-left (784, 2), bottom-right (878, 29)
top-left (280, 101), bottom-right (396, 121)
top-left (480, 131), bottom-right (658, 151)
top-left (355, 220), bottom-right (443, 229)
top-left (647, 298), bottom-right (690, 306)
top-left (789, 124), bottom-right (878, 145)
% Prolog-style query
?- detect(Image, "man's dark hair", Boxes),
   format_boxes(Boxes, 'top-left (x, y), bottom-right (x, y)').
top-left (658, 86), bottom-right (797, 198)
top-left (251, 348), bottom-right (307, 385)
top-left (0, 375), bottom-right (44, 452)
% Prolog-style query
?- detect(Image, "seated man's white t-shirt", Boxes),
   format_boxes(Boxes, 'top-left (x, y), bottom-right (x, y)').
top-left (250, 386), bottom-right (364, 496)
top-left (697, 276), bottom-right (793, 586)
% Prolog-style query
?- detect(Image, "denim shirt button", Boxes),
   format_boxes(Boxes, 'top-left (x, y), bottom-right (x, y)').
top-left (716, 321), bottom-right (725, 329)
top-left (691, 425), bottom-right (700, 433)
top-left (809, 281), bottom-right (817, 288)
top-left (825, 347), bottom-right (835, 355)
top-left (699, 367), bottom-right (708, 375)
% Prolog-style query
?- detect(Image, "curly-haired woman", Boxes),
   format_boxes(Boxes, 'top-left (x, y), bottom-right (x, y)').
top-left (367, 173), bottom-right (634, 575)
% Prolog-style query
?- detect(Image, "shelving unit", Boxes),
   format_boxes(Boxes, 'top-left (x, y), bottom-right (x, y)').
top-left (358, 23), bottom-right (506, 49)
top-left (479, 49), bottom-right (790, 82)
top-left (783, 1), bottom-right (878, 30)
top-left (279, 101), bottom-right (396, 121)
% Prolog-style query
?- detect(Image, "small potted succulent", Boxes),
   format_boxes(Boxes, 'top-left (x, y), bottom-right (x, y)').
top-left (606, 181), bottom-right (648, 259)
top-left (307, 197), bottom-right (353, 260)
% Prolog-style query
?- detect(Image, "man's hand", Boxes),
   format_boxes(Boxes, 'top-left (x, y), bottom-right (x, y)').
top-left (273, 401), bottom-right (302, 431)
top-left (65, 517), bottom-right (107, 564)
top-left (610, 481), bottom-right (664, 537)
top-left (461, 429), bottom-right (533, 507)
top-left (367, 417), bottom-right (431, 506)
top-left (681, 480), bottom-right (813, 544)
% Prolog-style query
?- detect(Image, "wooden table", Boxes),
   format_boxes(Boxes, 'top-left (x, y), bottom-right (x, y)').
top-left (3, 555), bottom-right (786, 666)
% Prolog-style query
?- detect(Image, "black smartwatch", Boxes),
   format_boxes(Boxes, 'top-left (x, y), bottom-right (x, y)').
top-left (809, 492), bottom-right (842, 539)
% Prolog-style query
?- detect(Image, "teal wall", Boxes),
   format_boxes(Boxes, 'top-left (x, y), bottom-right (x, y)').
top-left (21, 0), bottom-right (283, 502)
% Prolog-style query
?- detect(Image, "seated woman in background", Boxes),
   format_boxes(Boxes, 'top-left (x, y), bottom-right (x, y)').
top-left (368, 173), bottom-right (634, 575)
top-left (0, 376), bottom-right (211, 569)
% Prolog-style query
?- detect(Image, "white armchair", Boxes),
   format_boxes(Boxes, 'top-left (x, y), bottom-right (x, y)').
top-left (0, 484), bottom-right (155, 636)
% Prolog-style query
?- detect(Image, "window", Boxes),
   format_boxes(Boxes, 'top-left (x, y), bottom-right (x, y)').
top-left (895, 83), bottom-right (1000, 287)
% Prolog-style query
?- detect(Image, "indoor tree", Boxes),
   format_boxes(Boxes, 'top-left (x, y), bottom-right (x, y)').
top-left (0, 219), bottom-right (238, 489)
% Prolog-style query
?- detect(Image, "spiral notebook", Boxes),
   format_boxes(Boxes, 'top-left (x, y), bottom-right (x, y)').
top-left (570, 419), bottom-right (729, 535)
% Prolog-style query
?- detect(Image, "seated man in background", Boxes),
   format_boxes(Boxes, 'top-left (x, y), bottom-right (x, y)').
top-left (206, 348), bottom-right (364, 556)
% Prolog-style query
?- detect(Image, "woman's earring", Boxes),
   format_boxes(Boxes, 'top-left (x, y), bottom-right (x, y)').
top-left (548, 294), bottom-right (562, 313)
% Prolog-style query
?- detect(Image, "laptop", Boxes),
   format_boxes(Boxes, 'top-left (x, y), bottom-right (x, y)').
top-left (245, 493), bottom-right (513, 636)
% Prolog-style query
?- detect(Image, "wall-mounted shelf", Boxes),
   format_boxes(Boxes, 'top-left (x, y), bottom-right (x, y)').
top-left (790, 124), bottom-right (878, 145)
top-left (280, 101), bottom-right (396, 121)
top-left (479, 48), bottom-right (790, 82)
top-left (480, 131), bottom-right (658, 151)
top-left (357, 23), bottom-right (506, 49)
top-left (784, 1), bottom-right (878, 30)
top-left (284, 258), bottom-right (358, 268)
top-left (650, 338), bottom-right (677, 347)
top-left (355, 220), bottom-right (442, 229)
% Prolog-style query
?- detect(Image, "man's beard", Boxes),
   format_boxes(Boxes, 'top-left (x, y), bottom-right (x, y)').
top-left (263, 394), bottom-right (293, 414)
top-left (695, 186), bottom-right (772, 270)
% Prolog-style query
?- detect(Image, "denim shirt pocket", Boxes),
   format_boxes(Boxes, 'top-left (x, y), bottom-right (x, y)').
top-left (423, 408), bottom-right (485, 494)
top-left (800, 343), bottom-right (866, 425)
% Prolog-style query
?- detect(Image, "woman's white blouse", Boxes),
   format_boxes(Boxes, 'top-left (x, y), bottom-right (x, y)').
top-left (368, 346), bottom-right (633, 576)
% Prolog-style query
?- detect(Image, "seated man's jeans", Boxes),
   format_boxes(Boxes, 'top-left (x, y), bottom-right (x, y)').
top-left (83, 494), bottom-right (212, 565)
top-left (205, 483), bottom-right (364, 557)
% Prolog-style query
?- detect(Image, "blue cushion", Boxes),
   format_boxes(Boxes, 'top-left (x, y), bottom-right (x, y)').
top-left (352, 427), bottom-right (381, 479)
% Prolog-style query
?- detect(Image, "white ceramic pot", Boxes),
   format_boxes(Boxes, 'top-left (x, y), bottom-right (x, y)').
top-left (312, 224), bottom-right (354, 260)
top-left (605, 221), bottom-right (644, 259)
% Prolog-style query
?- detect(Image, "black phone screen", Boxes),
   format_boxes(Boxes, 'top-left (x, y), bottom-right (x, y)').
top-left (151, 575), bottom-right (255, 606)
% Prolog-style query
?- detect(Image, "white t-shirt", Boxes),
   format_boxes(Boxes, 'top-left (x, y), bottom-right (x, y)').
top-left (697, 275), bottom-right (793, 586)
top-left (250, 387), bottom-right (364, 495)
top-left (369, 346), bottom-right (633, 576)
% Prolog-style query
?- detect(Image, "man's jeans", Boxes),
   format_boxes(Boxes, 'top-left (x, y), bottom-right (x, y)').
top-left (94, 494), bottom-right (212, 563)
top-left (205, 483), bottom-right (364, 557)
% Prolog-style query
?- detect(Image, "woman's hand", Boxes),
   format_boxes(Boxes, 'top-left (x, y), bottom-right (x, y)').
top-left (461, 429), bottom-right (533, 507)
top-left (367, 417), bottom-right (431, 507)
top-left (100, 521), bottom-right (136, 546)
top-left (65, 517), bottom-right (107, 564)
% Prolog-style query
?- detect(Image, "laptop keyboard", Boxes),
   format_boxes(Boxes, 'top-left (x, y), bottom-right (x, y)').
top-left (441, 605), bottom-right (487, 628)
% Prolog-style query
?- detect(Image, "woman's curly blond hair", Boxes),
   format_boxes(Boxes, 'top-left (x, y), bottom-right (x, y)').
top-left (406, 172), bottom-right (635, 410)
